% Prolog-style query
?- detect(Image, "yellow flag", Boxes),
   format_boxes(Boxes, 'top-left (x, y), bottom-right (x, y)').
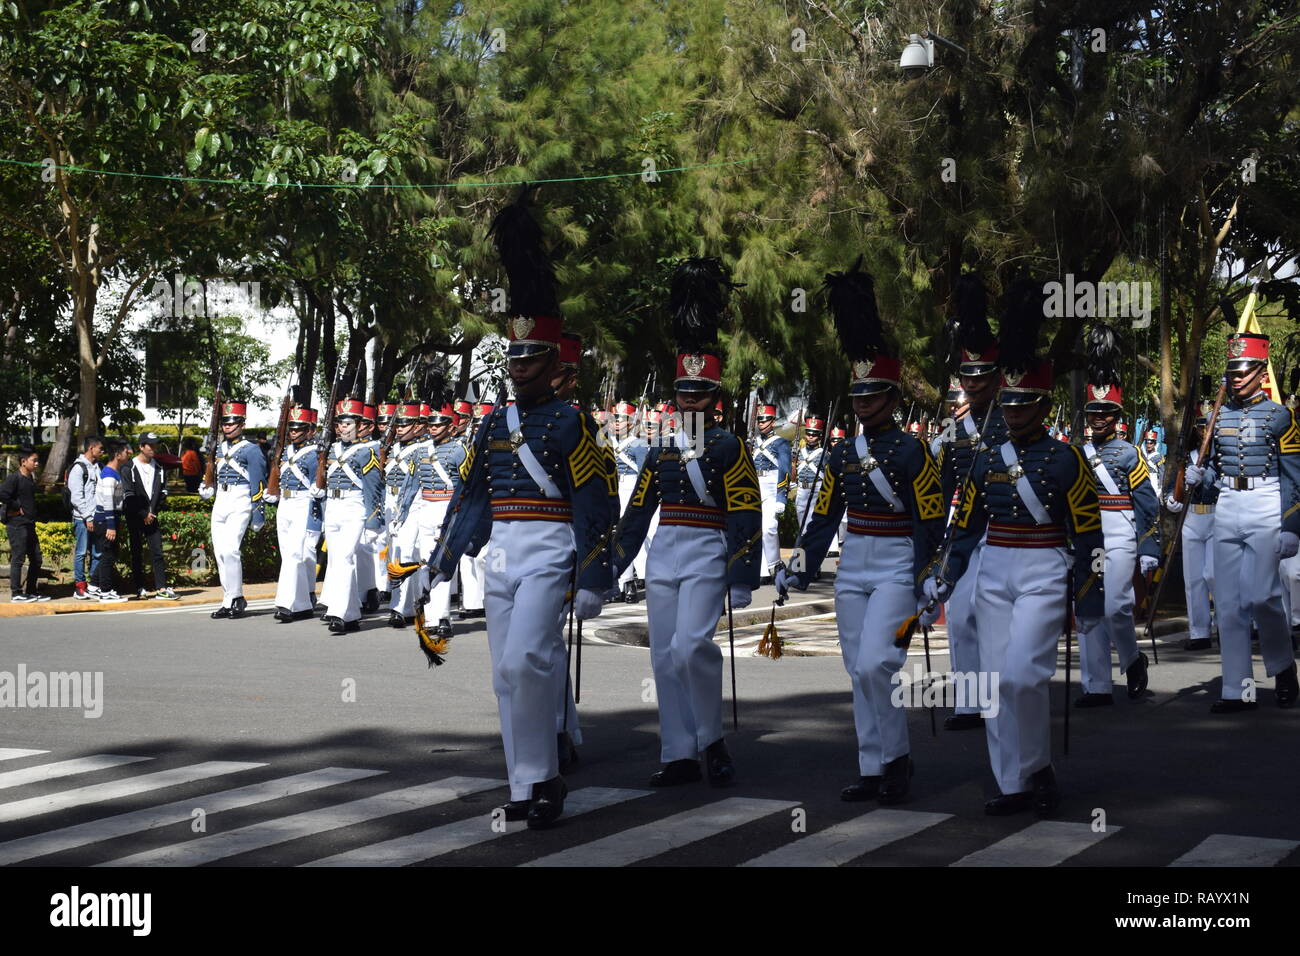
top-left (1235, 289), bottom-right (1280, 402)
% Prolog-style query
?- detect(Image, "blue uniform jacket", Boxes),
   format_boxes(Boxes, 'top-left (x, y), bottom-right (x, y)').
top-left (324, 439), bottom-right (384, 532)
top-left (1085, 435), bottom-right (1161, 559)
top-left (1194, 393), bottom-right (1300, 535)
top-left (752, 433), bottom-right (792, 494)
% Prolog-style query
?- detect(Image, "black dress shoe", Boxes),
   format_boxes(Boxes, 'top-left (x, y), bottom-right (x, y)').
top-left (557, 732), bottom-right (579, 774)
top-left (273, 607), bottom-right (293, 623)
top-left (321, 615), bottom-right (341, 627)
top-left (1074, 693), bottom-right (1114, 708)
top-left (1209, 698), bottom-right (1259, 714)
top-left (458, 608), bottom-right (485, 620)
top-left (1126, 651), bottom-right (1149, 699)
top-left (944, 713), bottom-right (983, 731)
top-left (328, 618), bottom-right (360, 634)
top-left (527, 776), bottom-right (567, 829)
top-left (705, 738), bottom-right (735, 787)
top-left (759, 575), bottom-right (773, 587)
top-left (1275, 663), bottom-right (1298, 708)
top-left (1183, 637), bottom-right (1212, 651)
top-left (1030, 765), bottom-right (1061, 818)
top-left (210, 606), bottom-right (232, 619)
top-left (498, 800), bottom-right (531, 822)
top-left (361, 589), bottom-right (380, 614)
top-left (388, 610), bottom-right (407, 629)
top-left (623, 582), bottom-right (637, 604)
top-left (229, 596), bottom-right (247, 619)
top-left (378, 590), bottom-right (391, 604)
top-left (840, 776), bottom-right (883, 802)
top-left (984, 791), bottom-right (1034, 816)
top-left (878, 755), bottom-right (913, 805)
top-left (649, 759), bottom-right (702, 787)
top-left (436, 619), bottom-right (453, 639)
top-left (291, 609), bottom-right (314, 621)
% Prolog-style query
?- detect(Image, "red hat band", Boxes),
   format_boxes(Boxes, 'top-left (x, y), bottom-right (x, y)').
top-left (612, 402), bottom-right (637, 417)
top-left (849, 357), bottom-right (901, 395)
top-left (221, 401), bottom-right (247, 419)
top-left (1085, 383), bottom-right (1123, 409)
top-left (335, 399), bottom-right (365, 418)
top-left (804, 418), bottom-right (825, 432)
top-left (378, 402), bottom-right (398, 419)
top-left (830, 426), bottom-right (846, 438)
top-left (1226, 333), bottom-right (1268, 367)
top-left (674, 352), bottom-right (723, 389)
top-left (958, 346), bottom-right (999, 376)
top-left (453, 400), bottom-right (474, 416)
top-left (506, 314), bottom-right (564, 357)
top-left (397, 403), bottom-right (422, 420)
top-left (418, 403), bottom-right (432, 419)
top-left (288, 406), bottom-right (316, 424)
top-left (475, 403), bottom-right (495, 417)
top-left (559, 333), bottom-right (582, 369)
top-left (999, 360), bottom-right (1054, 404)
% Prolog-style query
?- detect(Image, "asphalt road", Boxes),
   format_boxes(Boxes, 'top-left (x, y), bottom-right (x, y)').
top-left (0, 587), bottom-right (1297, 869)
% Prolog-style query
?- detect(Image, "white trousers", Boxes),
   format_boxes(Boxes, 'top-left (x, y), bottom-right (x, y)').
top-left (1280, 554), bottom-right (1300, 628)
top-left (1182, 509), bottom-right (1216, 640)
top-left (320, 497), bottom-right (366, 623)
top-left (616, 473), bottom-right (648, 587)
top-left (274, 495), bottom-right (318, 612)
top-left (552, 596), bottom-right (582, 744)
top-left (485, 520), bottom-right (575, 800)
top-left (976, 544), bottom-right (1068, 795)
top-left (459, 551), bottom-right (486, 611)
top-left (1078, 509), bottom-right (1140, 693)
top-left (794, 484), bottom-right (820, 534)
top-left (758, 472), bottom-right (781, 574)
top-left (834, 532), bottom-right (913, 774)
top-left (355, 525), bottom-right (380, 598)
top-left (945, 539), bottom-right (986, 715)
top-left (377, 491), bottom-right (402, 593)
top-left (645, 523), bottom-right (727, 762)
top-left (1213, 486), bottom-right (1295, 700)
top-left (210, 491), bottom-right (252, 607)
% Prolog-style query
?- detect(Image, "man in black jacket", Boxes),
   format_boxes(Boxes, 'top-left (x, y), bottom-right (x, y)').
top-left (2, 447), bottom-right (49, 602)
top-left (124, 433), bottom-right (177, 600)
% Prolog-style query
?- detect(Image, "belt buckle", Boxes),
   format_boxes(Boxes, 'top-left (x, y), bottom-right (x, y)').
top-left (1235, 476), bottom-right (1248, 490)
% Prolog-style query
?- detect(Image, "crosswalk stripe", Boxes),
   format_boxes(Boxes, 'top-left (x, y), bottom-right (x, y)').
top-left (0, 749), bottom-right (49, 762)
top-left (523, 796), bottom-right (798, 867)
top-left (0, 768), bottom-right (382, 866)
top-left (1169, 834), bottom-right (1300, 867)
top-left (0, 762), bottom-right (264, 825)
top-left (950, 821), bottom-right (1121, 866)
top-left (0, 755), bottom-right (152, 791)
top-left (98, 776), bottom-right (501, 866)
top-left (304, 786), bottom-right (654, 867)
top-left (740, 808), bottom-right (952, 867)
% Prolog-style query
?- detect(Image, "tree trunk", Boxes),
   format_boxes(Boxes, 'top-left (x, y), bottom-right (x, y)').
top-left (39, 415), bottom-right (75, 490)
top-left (301, 296), bottom-right (320, 406)
top-left (74, 271), bottom-right (100, 442)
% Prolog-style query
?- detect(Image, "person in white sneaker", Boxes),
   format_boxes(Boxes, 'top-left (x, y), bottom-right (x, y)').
top-left (124, 433), bottom-right (175, 599)
top-left (91, 439), bottom-right (132, 603)
top-left (68, 435), bottom-right (103, 600)
top-left (2, 447), bottom-right (51, 602)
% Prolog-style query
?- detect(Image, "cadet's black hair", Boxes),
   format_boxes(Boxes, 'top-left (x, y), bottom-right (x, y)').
top-left (82, 434), bottom-right (102, 452)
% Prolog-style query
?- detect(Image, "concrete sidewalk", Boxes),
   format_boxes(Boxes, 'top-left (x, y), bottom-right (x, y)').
top-left (0, 582), bottom-right (279, 618)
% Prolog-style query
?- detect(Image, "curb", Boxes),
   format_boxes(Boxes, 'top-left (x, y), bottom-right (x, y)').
top-left (593, 597), bottom-right (837, 648)
top-left (0, 584), bottom-right (280, 617)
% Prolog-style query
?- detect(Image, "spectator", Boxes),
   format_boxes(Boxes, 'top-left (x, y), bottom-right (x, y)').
top-left (92, 439), bottom-right (132, 603)
top-left (181, 437), bottom-right (202, 493)
top-left (124, 433), bottom-right (177, 600)
top-left (1, 446), bottom-right (49, 602)
top-left (68, 434), bottom-right (103, 600)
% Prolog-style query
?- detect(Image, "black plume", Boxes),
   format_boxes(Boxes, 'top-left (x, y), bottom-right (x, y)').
top-left (998, 278), bottom-right (1048, 375)
top-left (1199, 373), bottom-right (1213, 398)
top-left (421, 366), bottom-right (447, 410)
top-left (824, 256), bottom-right (888, 362)
top-left (489, 185), bottom-right (559, 317)
top-left (954, 273), bottom-right (994, 354)
top-left (1289, 366), bottom-right (1300, 396)
top-left (670, 257), bottom-right (735, 352)
top-left (1084, 321), bottom-right (1123, 390)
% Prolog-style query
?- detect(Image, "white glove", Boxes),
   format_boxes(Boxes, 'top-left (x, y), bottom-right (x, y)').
top-left (1183, 464), bottom-right (1204, 489)
top-left (774, 567), bottom-right (804, 598)
top-left (262, 493), bottom-right (279, 505)
top-left (729, 585), bottom-right (753, 610)
top-left (309, 486), bottom-right (326, 500)
top-left (1163, 494), bottom-right (1184, 513)
top-left (574, 588), bottom-right (604, 621)
top-left (918, 601), bottom-right (940, 628)
top-left (922, 576), bottom-right (951, 604)
top-left (1278, 532), bottom-right (1300, 559)
top-left (1076, 617), bottom-right (1101, 633)
top-left (428, 571), bottom-right (447, 590)
top-left (1139, 555), bottom-right (1159, 574)
top-left (774, 501), bottom-right (785, 516)
top-left (198, 484), bottom-right (215, 500)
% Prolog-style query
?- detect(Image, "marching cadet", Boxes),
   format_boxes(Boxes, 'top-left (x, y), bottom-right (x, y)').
top-left (934, 275), bottom-right (1008, 730)
top-left (455, 402), bottom-right (493, 621)
top-left (353, 404), bottom-right (384, 614)
top-left (932, 280), bottom-right (1105, 817)
top-left (265, 405), bottom-right (322, 622)
top-left (1163, 406), bottom-right (1217, 651)
top-left (828, 424), bottom-right (848, 552)
top-left (384, 401), bottom-right (429, 627)
top-left (318, 398), bottom-right (384, 634)
top-left (453, 399), bottom-right (474, 441)
top-left (393, 399), bottom-right (464, 633)
top-left (776, 262), bottom-right (943, 803)
top-left (752, 402), bottom-right (792, 582)
top-left (613, 257), bottom-right (760, 788)
top-left (1142, 430), bottom-right (1165, 491)
top-left (1184, 332), bottom-right (1300, 710)
top-left (610, 400), bottom-right (650, 602)
top-left (793, 415), bottom-right (827, 533)
top-left (1117, 421), bottom-right (1130, 441)
top-left (1075, 327), bottom-right (1158, 706)
top-left (376, 400), bottom-right (406, 606)
top-left (426, 193), bottom-right (615, 828)
top-left (200, 399), bottom-right (267, 619)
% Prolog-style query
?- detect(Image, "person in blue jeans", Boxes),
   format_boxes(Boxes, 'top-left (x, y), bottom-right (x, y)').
top-left (68, 435), bottom-right (103, 599)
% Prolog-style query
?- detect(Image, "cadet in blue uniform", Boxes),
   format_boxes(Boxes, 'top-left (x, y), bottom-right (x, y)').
top-left (610, 400), bottom-right (651, 602)
top-left (200, 400), bottom-right (267, 619)
top-left (1185, 332), bottom-right (1300, 710)
top-left (386, 402), bottom-right (435, 627)
top-left (752, 403), bottom-right (791, 580)
top-left (264, 404), bottom-right (322, 622)
top-left (793, 415), bottom-right (827, 534)
top-left (613, 257), bottom-right (760, 788)
top-left (375, 400), bottom-right (406, 605)
top-left (934, 281), bottom-right (1105, 817)
top-left (1075, 329), bottom-right (1159, 705)
top-left (1164, 408), bottom-right (1218, 651)
top-left (426, 194), bottom-right (615, 829)
top-left (777, 262), bottom-right (943, 803)
top-left (318, 398), bottom-right (384, 634)
top-left (934, 275), bottom-right (1008, 730)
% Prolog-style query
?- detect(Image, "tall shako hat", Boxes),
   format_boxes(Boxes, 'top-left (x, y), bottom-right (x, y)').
top-left (336, 396), bottom-right (365, 420)
top-left (220, 400), bottom-right (248, 422)
top-left (671, 257), bottom-right (735, 392)
top-left (997, 279), bottom-right (1053, 405)
top-left (288, 405), bottom-right (317, 425)
top-left (953, 273), bottom-right (998, 376)
top-left (423, 369), bottom-right (450, 423)
top-left (824, 256), bottom-right (898, 396)
top-left (490, 187), bottom-right (563, 358)
top-left (1084, 321), bottom-right (1124, 412)
top-left (1225, 331), bottom-right (1269, 371)
top-left (559, 332), bottom-right (582, 370)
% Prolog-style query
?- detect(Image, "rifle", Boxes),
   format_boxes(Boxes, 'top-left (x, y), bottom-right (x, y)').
top-left (265, 366), bottom-right (298, 499)
top-left (201, 372), bottom-right (225, 489)
top-left (314, 372), bottom-right (344, 490)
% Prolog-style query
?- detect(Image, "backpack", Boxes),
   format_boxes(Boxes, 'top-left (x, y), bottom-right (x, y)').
top-left (61, 460), bottom-right (88, 514)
